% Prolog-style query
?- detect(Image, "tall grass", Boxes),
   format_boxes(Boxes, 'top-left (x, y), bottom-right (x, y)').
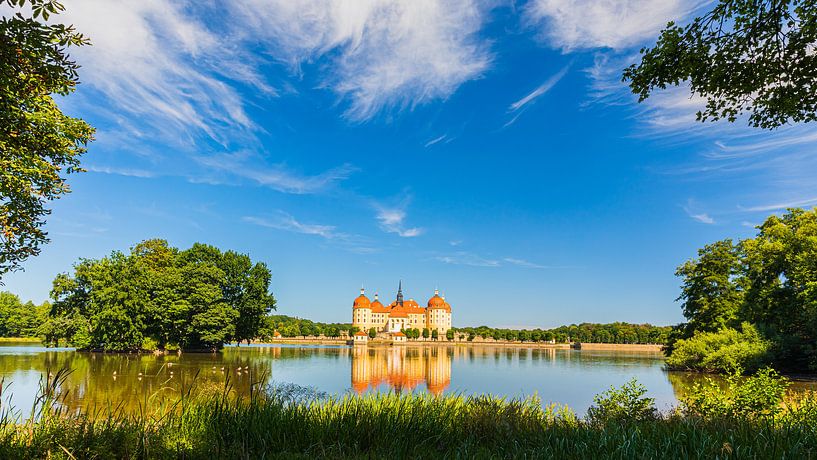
top-left (0, 370), bottom-right (815, 459)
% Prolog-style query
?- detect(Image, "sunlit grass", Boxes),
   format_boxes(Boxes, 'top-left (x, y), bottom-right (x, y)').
top-left (0, 369), bottom-right (815, 459)
top-left (0, 337), bottom-right (41, 343)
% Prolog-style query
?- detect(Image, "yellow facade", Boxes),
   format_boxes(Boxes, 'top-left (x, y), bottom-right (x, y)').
top-left (352, 284), bottom-right (452, 336)
top-left (351, 345), bottom-right (451, 394)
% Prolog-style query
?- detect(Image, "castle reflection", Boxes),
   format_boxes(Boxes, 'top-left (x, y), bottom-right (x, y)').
top-left (351, 346), bottom-right (452, 395)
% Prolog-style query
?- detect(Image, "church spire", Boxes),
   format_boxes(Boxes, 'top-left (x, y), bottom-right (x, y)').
top-left (397, 280), bottom-right (404, 306)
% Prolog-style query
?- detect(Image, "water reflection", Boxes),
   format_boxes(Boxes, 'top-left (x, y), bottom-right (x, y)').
top-left (1, 342), bottom-right (815, 418)
top-left (351, 346), bottom-right (451, 394)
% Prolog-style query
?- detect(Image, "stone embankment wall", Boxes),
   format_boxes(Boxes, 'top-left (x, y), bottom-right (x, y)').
top-left (573, 343), bottom-right (664, 352)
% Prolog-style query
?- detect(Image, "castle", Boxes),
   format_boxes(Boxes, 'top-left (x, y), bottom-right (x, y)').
top-left (352, 282), bottom-right (452, 336)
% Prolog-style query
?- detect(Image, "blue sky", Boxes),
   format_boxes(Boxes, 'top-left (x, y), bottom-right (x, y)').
top-left (5, 0), bottom-right (817, 328)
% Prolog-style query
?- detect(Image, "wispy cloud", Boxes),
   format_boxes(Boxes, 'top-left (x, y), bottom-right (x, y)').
top-left (738, 197), bottom-right (817, 213)
top-left (86, 165), bottom-right (156, 178)
top-left (195, 152), bottom-right (357, 194)
top-left (683, 201), bottom-right (716, 224)
top-left (244, 214), bottom-right (339, 239)
top-left (509, 64), bottom-right (571, 112)
top-left (374, 196), bottom-right (424, 237)
top-left (503, 257), bottom-right (547, 269)
top-left (235, 0), bottom-right (492, 121)
top-left (63, 1), bottom-right (269, 148)
top-left (424, 134), bottom-right (449, 148)
top-left (434, 252), bottom-right (550, 269)
top-left (244, 212), bottom-right (377, 253)
top-left (435, 252), bottom-right (500, 267)
top-left (504, 63), bottom-right (571, 127)
top-left (524, 0), bottom-right (694, 51)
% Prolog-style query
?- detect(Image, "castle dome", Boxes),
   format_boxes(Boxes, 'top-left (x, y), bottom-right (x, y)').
top-left (353, 288), bottom-right (371, 309)
top-left (370, 298), bottom-right (384, 309)
top-left (428, 289), bottom-right (448, 310)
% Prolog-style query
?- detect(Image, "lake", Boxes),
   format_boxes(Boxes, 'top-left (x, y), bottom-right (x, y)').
top-left (1, 342), bottom-right (814, 417)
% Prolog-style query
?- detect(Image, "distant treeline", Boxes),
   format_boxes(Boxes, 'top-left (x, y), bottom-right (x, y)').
top-left (259, 316), bottom-right (669, 345)
top-left (259, 315), bottom-right (352, 339)
top-left (0, 292), bottom-right (50, 338)
top-left (452, 323), bottom-right (671, 344)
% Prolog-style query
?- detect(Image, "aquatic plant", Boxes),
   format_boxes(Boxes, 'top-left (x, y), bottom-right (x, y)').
top-left (0, 370), bottom-right (815, 459)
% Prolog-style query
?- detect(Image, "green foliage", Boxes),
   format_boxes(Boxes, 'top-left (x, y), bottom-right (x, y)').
top-left (45, 239), bottom-right (275, 351)
top-left (682, 368), bottom-right (789, 419)
top-left (453, 322), bottom-right (670, 344)
top-left (431, 329), bottom-right (439, 340)
top-left (666, 323), bottom-right (772, 373)
top-left (445, 329), bottom-right (454, 341)
top-left (586, 378), bottom-right (657, 425)
top-left (3, 371), bottom-right (817, 458)
top-left (669, 208), bottom-right (817, 372)
top-left (368, 327), bottom-right (376, 339)
top-left (0, 291), bottom-right (49, 337)
top-left (673, 239), bottom-right (744, 343)
top-left (259, 315), bottom-right (351, 339)
top-left (0, 0), bottom-right (95, 276)
top-left (347, 326), bottom-right (359, 338)
top-left (624, 0), bottom-right (817, 129)
top-left (422, 327), bottom-right (429, 339)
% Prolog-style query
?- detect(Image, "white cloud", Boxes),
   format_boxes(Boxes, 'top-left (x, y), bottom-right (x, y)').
top-left (434, 252), bottom-right (549, 268)
top-left (244, 212), bottom-right (377, 253)
top-left (236, 0), bottom-right (492, 121)
top-left (683, 201), bottom-right (716, 224)
top-left (86, 165), bottom-right (156, 178)
top-left (194, 152), bottom-right (357, 194)
top-left (509, 64), bottom-right (571, 112)
top-left (424, 135), bottom-right (449, 148)
top-left (62, 0), bottom-right (270, 148)
top-left (503, 257), bottom-right (547, 269)
top-left (524, 0), bottom-right (692, 51)
top-left (738, 197), bottom-right (817, 213)
top-left (504, 63), bottom-right (571, 127)
top-left (244, 214), bottom-right (339, 239)
top-left (375, 197), bottom-right (424, 237)
top-left (435, 252), bottom-right (500, 267)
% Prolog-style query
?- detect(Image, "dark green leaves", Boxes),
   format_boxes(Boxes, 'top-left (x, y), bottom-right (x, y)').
top-left (0, 0), bottom-right (93, 278)
top-left (624, 0), bottom-right (817, 129)
top-left (46, 239), bottom-right (276, 352)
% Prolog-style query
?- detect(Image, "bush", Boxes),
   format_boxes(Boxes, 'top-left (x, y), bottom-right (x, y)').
top-left (141, 337), bottom-right (159, 351)
top-left (666, 322), bottom-right (771, 373)
top-left (682, 367), bottom-right (789, 419)
top-left (586, 378), bottom-right (657, 425)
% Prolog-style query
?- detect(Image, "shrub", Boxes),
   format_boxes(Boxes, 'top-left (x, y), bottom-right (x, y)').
top-left (666, 322), bottom-right (771, 373)
top-left (682, 367), bottom-right (789, 419)
top-left (586, 378), bottom-right (657, 425)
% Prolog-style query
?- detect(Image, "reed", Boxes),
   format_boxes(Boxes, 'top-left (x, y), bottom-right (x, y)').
top-left (0, 372), bottom-right (815, 459)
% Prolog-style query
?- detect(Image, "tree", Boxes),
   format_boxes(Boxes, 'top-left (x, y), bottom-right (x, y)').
top-left (431, 329), bottom-right (439, 340)
top-left (624, 0), bottom-right (817, 129)
top-left (422, 328), bottom-right (430, 339)
top-left (348, 326), bottom-right (359, 338)
top-left (368, 327), bottom-right (376, 339)
top-left (46, 239), bottom-right (275, 351)
top-left (446, 329), bottom-right (454, 341)
top-left (667, 208), bottom-right (817, 372)
top-left (1, 0), bottom-right (94, 277)
top-left (673, 240), bottom-right (744, 347)
top-left (0, 291), bottom-right (48, 337)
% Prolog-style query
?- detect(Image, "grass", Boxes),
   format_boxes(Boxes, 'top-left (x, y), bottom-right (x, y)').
top-left (0, 370), bottom-right (815, 459)
top-left (0, 337), bottom-right (41, 343)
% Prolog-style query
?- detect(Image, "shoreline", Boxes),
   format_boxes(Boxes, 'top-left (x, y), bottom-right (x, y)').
top-left (254, 338), bottom-right (663, 352)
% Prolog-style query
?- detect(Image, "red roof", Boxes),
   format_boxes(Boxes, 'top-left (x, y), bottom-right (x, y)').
top-left (355, 331), bottom-right (368, 336)
top-left (393, 332), bottom-right (405, 337)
